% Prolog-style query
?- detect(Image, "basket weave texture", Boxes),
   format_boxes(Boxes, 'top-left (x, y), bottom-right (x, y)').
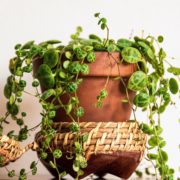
top-left (0, 121), bottom-right (147, 165)
top-left (0, 136), bottom-right (37, 165)
top-left (36, 121), bottom-right (147, 160)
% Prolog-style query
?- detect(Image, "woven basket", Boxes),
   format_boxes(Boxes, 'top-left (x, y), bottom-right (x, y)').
top-left (0, 135), bottom-right (37, 166)
top-left (0, 121), bottom-right (146, 172)
top-left (36, 121), bottom-right (147, 161)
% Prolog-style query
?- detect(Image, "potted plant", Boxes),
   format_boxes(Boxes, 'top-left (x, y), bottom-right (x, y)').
top-left (0, 13), bottom-right (179, 180)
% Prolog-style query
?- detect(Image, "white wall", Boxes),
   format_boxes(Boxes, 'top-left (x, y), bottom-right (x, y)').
top-left (0, 0), bottom-right (180, 179)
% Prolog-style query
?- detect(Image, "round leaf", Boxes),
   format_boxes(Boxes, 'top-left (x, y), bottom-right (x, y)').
top-left (169, 78), bottom-right (179, 94)
top-left (117, 39), bottom-right (133, 48)
top-left (36, 64), bottom-right (55, 89)
top-left (133, 93), bottom-right (150, 107)
top-left (43, 49), bottom-right (59, 68)
top-left (121, 47), bottom-right (142, 63)
top-left (128, 71), bottom-right (148, 91)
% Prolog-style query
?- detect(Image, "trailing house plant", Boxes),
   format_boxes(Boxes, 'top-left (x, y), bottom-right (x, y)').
top-left (0, 12), bottom-right (180, 179)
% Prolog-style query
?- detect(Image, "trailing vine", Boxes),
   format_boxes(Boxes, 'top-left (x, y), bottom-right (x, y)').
top-left (0, 12), bottom-right (180, 180)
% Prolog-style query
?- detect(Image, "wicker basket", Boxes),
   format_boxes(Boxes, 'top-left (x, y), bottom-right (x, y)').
top-left (36, 121), bottom-right (147, 161)
top-left (0, 121), bottom-right (146, 178)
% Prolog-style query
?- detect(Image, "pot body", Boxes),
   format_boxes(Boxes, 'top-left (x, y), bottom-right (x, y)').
top-left (33, 52), bottom-right (141, 179)
top-left (33, 52), bottom-right (136, 122)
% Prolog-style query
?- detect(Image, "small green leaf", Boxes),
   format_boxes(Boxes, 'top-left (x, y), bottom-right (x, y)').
top-left (117, 39), bottom-right (133, 48)
top-left (158, 35), bottom-right (164, 43)
top-left (101, 23), bottom-right (106, 30)
top-left (36, 64), bottom-right (55, 89)
top-left (66, 82), bottom-right (78, 93)
top-left (4, 84), bottom-right (12, 99)
top-left (148, 136), bottom-right (158, 147)
top-left (81, 64), bottom-right (89, 74)
top-left (128, 71), bottom-right (148, 91)
top-left (86, 51), bottom-right (96, 63)
top-left (159, 150), bottom-right (168, 162)
top-left (43, 49), bottom-right (59, 68)
top-left (68, 61), bottom-right (81, 74)
top-left (53, 149), bottom-right (62, 159)
top-left (139, 123), bottom-right (153, 135)
top-left (63, 60), bottom-right (70, 69)
top-left (75, 106), bottom-right (84, 118)
top-left (122, 47), bottom-right (142, 63)
top-left (89, 34), bottom-right (102, 42)
top-left (49, 161), bottom-right (56, 169)
top-left (21, 40), bottom-right (34, 49)
top-left (107, 44), bottom-right (116, 53)
top-left (133, 93), bottom-right (150, 107)
top-left (65, 51), bottom-right (72, 59)
top-left (169, 78), bottom-right (179, 94)
top-left (70, 122), bottom-right (79, 132)
top-left (167, 67), bottom-right (180, 75)
top-left (83, 46), bottom-right (93, 52)
top-left (94, 12), bottom-right (100, 17)
top-left (6, 102), bottom-right (19, 116)
top-left (8, 170), bottom-right (16, 177)
top-left (41, 89), bottom-right (56, 100)
top-left (66, 104), bottom-right (73, 114)
top-left (147, 153), bottom-right (158, 160)
top-left (59, 71), bottom-right (66, 78)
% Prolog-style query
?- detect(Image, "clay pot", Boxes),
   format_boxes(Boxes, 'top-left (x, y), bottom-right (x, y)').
top-left (33, 52), bottom-right (136, 122)
top-left (33, 52), bottom-right (141, 179)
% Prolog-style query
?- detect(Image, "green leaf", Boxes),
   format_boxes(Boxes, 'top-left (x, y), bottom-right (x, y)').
top-left (68, 61), bottom-right (81, 74)
top-left (147, 153), bottom-right (158, 160)
top-left (36, 64), bottom-right (55, 89)
top-left (81, 64), bottom-right (89, 74)
top-left (94, 12), bottom-right (100, 17)
top-left (83, 46), bottom-right (93, 52)
top-left (133, 93), bottom-right (150, 107)
top-left (66, 104), bottom-right (73, 114)
top-left (59, 71), bottom-right (66, 78)
top-left (41, 89), bottom-right (56, 100)
top-left (43, 40), bottom-right (61, 44)
top-left (117, 39), bottom-right (133, 48)
top-left (169, 78), bottom-right (179, 94)
top-left (154, 125), bottom-right (163, 135)
top-left (101, 23), bottom-right (106, 30)
top-left (4, 84), bottom-right (12, 99)
top-left (167, 67), bottom-right (180, 75)
top-left (65, 51), bottom-right (72, 59)
top-left (107, 44), bottom-right (116, 53)
top-left (53, 149), bottom-right (62, 159)
top-left (6, 102), bottom-right (19, 116)
top-left (158, 35), bottom-right (164, 43)
top-left (8, 170), bottom-right (15, 177)
top-left (122, 47), bottom-right (142, 63)
top-left (73, 162), bottom-right (80, 172)
top-left (159, 150), bottom-right (168, 162)
top-left (89, 34), bottom-right (102, 42)
top-left (75, 106), bottom-right (84, 118)
top-left (21, 40), bottom-right (34, 49)
top-left (148, 136), bottom-right (158, 147)
top-left (43, 49), bottom-right (59, 68)
top-left (128, 71), bottom-right (148, 91)
top-left (70, 122), bottom-right (79, 132)
top-left (49, 161), bottom-right (56, 169)
top-left (86, 51), bottom-right (96, 63)
top-left (139, 123), bottom-right (153, 135)
top-left (63, 60), bottom-right (70, 69)
top-left (66, 82), bottom-right (78, 93)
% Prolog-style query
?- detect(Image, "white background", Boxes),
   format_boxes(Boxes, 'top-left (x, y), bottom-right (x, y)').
top-left (0, 0), bottom-right (180, 179)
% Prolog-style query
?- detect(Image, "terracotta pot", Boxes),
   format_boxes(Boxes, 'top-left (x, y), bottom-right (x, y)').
top-left (33, 52), bottom-right (141, 179)
top-left (33, 52), bottom-right (136, 122)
